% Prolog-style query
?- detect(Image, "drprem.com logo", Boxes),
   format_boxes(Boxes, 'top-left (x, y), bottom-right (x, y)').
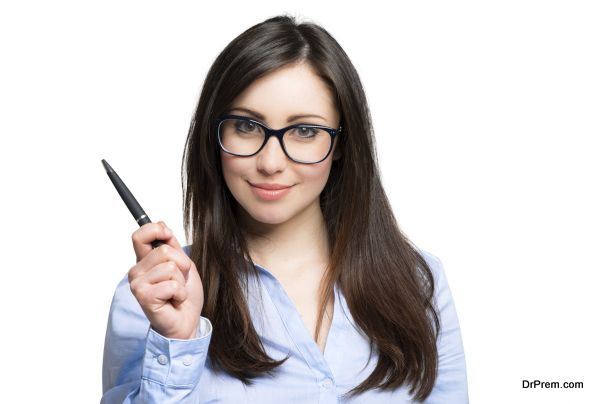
top-left (522, 379), bottom-right (583, 389)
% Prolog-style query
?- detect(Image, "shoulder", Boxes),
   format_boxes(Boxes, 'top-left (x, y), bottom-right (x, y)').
top-left (417, 248), bottom-right (442, 272)
top-left (415, 247), bottom-right (460, 330)
top-left (103, 270), bottom-right (151, 391)
top-left (416, 249), bottom-right (469, 401)
top-left (417, 248), bottom-right (448, 291)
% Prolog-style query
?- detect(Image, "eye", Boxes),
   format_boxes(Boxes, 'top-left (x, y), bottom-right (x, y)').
top-left (234, 119), bottom-right (259, 133)
top-left (293, 126), bottom-right (319, 137)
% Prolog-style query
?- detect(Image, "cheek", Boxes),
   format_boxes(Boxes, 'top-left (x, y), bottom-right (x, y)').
top-left (307, 162), bottom-right (332, 184)
top-left (220, 153), bottom-right (249, 194)
top-left (297, 159), bottom-right (334, 195)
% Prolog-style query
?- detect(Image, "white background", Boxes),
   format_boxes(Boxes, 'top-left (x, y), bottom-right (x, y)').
top-left (1, 1), bottom-right (598, 403)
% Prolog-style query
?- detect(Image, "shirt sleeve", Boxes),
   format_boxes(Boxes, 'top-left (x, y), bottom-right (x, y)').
top-left (101, 273), bottom-right (213, 404)
top-left (420, 250), bottom-right (469, 403)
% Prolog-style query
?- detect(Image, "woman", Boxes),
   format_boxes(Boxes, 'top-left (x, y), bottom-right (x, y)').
top-left (101, 14), bottom-right (468, 403)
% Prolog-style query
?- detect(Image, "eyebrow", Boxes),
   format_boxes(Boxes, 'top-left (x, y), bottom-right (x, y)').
top-left (227, 107), bottom-right (327, 123)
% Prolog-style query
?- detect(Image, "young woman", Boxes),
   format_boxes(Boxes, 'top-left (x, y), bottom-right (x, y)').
top-left (102, 14), bottom-right (468, 403)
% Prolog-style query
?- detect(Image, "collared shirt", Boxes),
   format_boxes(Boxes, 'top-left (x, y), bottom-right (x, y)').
top-left (101, 246), bottom-right (468, 403)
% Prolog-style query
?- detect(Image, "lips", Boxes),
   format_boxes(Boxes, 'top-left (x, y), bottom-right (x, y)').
top-left (248, 181), bottom-right (294, 201)
top-left (249, 182), bottom-right (293, 190)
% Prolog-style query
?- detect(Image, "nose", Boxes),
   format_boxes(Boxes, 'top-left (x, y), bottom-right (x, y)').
top-left (256, 135), bottom-right (288, 173)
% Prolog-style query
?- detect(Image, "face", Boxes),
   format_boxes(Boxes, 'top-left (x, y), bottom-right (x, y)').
top-left (220, 62), bottom-right (341, 228)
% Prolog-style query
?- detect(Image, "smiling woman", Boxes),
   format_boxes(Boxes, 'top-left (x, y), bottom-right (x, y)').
top-left (220, 62), bottom-right (341, 226)
top-left (101, 13), bottom-right (468, 404)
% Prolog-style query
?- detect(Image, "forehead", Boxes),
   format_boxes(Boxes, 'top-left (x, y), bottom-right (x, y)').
top-left (229, 62), bottom-right (339, 126)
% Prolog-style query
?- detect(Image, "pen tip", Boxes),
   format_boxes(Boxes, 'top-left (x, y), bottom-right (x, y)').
top-left (101, 159), bottom-right (114, 173)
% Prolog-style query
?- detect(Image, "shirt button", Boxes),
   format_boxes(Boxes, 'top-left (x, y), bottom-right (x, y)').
top-left (182, 355), bottom-right (193, 366)
top-left (321, 378), bottom-right (333, 389)
top-left (157, 354), bottom-right (168, 365)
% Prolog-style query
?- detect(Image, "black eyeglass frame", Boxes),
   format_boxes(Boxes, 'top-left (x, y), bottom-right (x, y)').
top-left (215, 114), bottom-right (343, 164)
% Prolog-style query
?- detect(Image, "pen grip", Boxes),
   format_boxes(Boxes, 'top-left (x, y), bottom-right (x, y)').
top-left (151, 239), bottom-right (166, 249)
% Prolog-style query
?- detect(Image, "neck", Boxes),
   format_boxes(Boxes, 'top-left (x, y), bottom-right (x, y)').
top-left (238, 199), bottom-right (330, 275)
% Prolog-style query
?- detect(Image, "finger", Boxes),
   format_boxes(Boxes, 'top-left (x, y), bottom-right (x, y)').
top-left (147, 221), bottom-right (183, 256)
top-left (149, 280), bottom-right (188, 304)
top-left (132, 221), bottom-right (174, 262)
top-left (131, 243), bottom-right (193, 283)
top-left (162, 226), bottom-right (182, 251)
top-left (144, 261), bottom-right (186, 288)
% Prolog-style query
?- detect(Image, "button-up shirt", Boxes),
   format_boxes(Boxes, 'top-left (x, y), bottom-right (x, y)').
top-left (101, 246), bottom-right (468, 403)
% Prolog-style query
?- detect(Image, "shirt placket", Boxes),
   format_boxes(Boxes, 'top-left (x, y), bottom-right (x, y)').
top-left (255, 263), bottom-right (341, 403)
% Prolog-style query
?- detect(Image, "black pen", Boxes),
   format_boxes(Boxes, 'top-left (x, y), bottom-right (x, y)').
top-left (101, 159), bottom-right (166, 249)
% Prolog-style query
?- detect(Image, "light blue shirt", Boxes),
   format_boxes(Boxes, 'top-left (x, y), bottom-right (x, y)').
top-left (102, 246), bottom-right (468, 403)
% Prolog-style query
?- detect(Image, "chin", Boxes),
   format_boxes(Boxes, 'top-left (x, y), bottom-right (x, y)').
top-left (248, 208), bottom-right (292, 225)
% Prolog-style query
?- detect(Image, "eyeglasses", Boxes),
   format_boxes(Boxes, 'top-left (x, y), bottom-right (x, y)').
top-left (215, 114), bottom-right (343, 164)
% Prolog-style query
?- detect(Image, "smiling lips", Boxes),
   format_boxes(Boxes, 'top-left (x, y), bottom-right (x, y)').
top-left (250, 182), bottom-right (292, 190)
top-left (248, 181), bottom-right (293, 201)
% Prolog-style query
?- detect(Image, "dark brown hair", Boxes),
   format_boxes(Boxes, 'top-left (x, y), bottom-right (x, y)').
top-left (181, 14), bottom-right (440, 402)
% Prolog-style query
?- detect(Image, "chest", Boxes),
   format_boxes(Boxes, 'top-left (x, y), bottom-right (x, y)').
top-left (278, 279), bottom-right (334, 353)
top-left (197, 280), bottom-right (411, 402)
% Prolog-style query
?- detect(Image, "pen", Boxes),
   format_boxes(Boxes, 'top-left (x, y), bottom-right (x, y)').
top-left (101, 159), bottom-right (166, 249)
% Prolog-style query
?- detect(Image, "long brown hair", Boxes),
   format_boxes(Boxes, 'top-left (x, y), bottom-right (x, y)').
top-left (181, 14), bottom-right (440, 402)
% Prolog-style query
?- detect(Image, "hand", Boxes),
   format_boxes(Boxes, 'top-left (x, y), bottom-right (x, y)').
top-left (128, 221), bottom-right (204, 339)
